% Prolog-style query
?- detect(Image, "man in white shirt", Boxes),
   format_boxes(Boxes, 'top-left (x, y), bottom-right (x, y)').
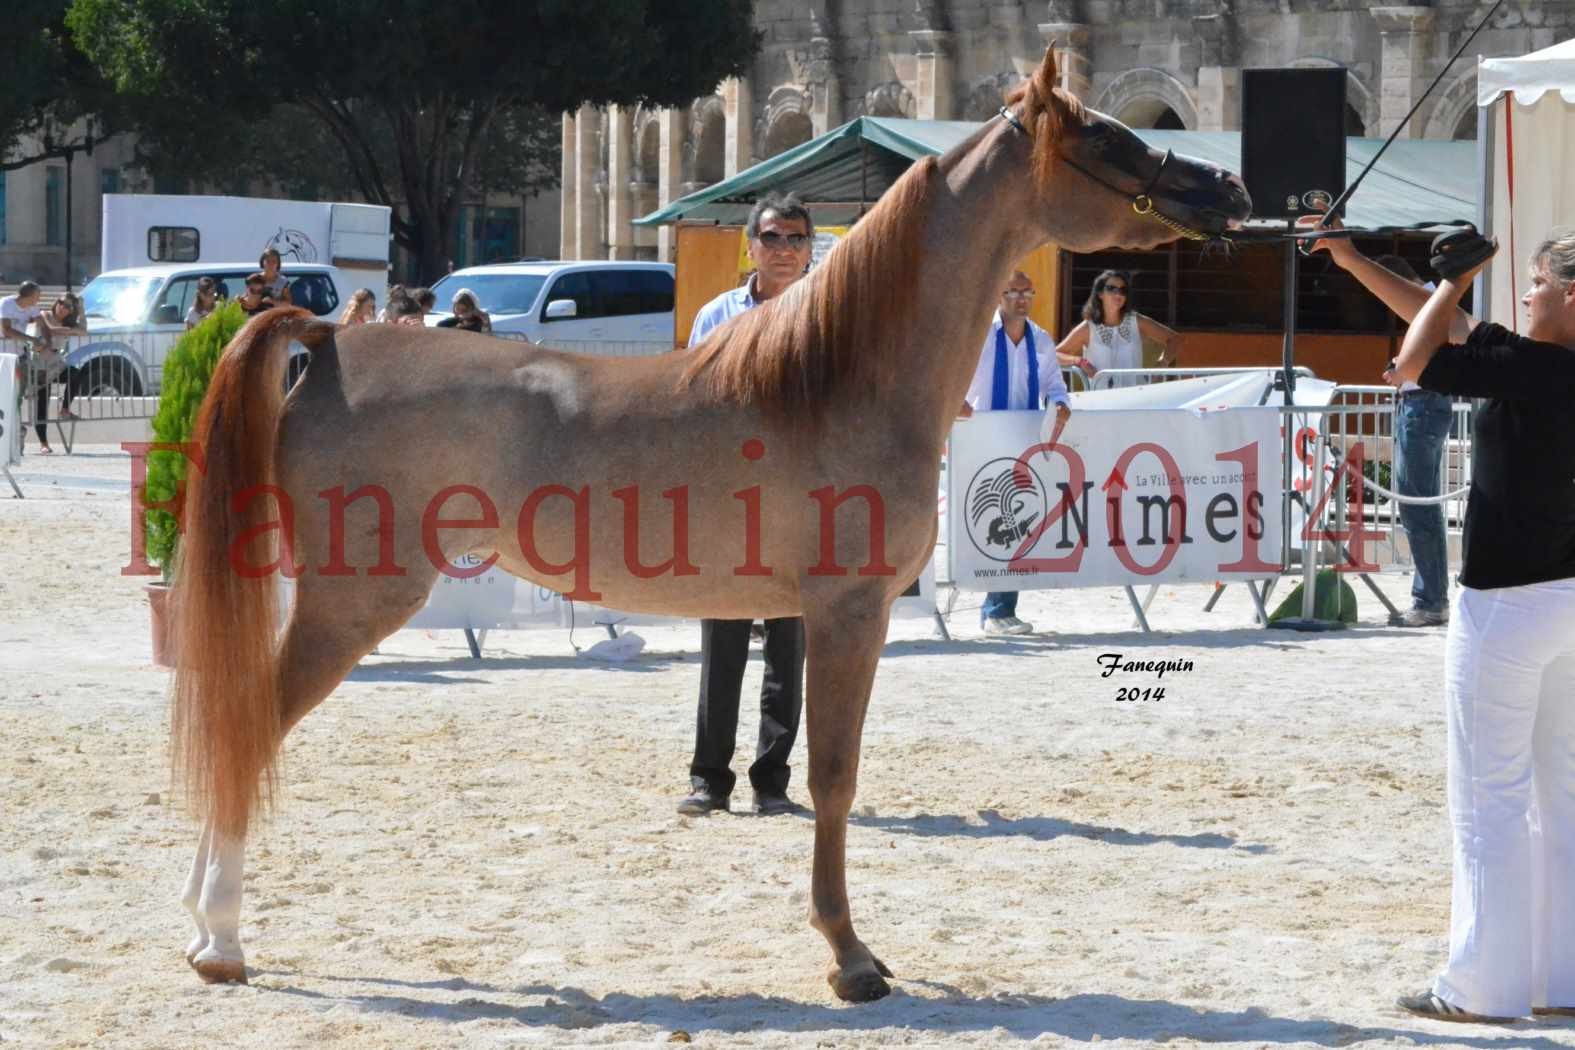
top-left (959, 270), bottom-right (1072, 636)
top-left (678, 193), bottom-right (813, 818)
top-left (0, 281), bottom-right (46, 351)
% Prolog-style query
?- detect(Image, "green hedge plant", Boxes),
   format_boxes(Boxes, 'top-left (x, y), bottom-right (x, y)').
top-left (145, 302), bottom-right (247, 580)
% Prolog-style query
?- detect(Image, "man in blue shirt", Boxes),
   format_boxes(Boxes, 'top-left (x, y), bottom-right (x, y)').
top-left (679, 192), bottom-right (814, 817)
top-left (958, 271), bottom-right (1073, 636)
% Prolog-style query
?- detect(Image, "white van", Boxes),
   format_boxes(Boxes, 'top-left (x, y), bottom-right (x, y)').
top-left (101, 193), bottom-right (390, 307)
top-left (67, 262), bottom-right (351, 396)
top-left (427, 261), bottom-right (675, 352)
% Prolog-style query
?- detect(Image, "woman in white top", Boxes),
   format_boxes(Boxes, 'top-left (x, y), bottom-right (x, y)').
top-left (1053, 269), bottom-right (1179, 388)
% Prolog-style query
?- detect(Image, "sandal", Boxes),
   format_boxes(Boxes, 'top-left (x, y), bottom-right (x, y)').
top-left (1397, 991), bottom-right (1515, 1024)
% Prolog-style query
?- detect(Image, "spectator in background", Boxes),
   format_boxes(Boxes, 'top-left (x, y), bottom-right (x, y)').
top-left (185, 277), bottom-right (220, 329)
top-left (237, 273), bottom-right (276, 317)
top-left (378, 284), bottom-right (410, 322)
top-left (1053, 270), bottom-right (1180, 388)
top-left (411, 287), bottom-right (437, 315)
top-left (959, 270), bottom-right (1073, 636)
top-left (436, 288), bottom-right (491, 333)
top-left (1, 281), bottom-right (53, 452)
top-left (40, 292), bottom-right (87, 424)
top-left (1309, 216), bottom-right (1454, 627)
top-left (258, 248), bottom-right (293, 305)
top-left (389, 297), bottom-right (425, 327)
top-left (338, 288), bottom-right (377, 326)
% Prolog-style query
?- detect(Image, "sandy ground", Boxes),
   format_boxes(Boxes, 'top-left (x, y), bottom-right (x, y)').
top-left (1, 446), bottom-right (1570, 1049)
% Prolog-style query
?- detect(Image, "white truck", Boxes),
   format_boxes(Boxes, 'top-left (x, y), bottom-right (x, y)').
top-left (62, 195), bottom-right (392, 395)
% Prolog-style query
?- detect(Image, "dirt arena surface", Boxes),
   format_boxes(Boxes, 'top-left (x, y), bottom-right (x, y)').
top-left (2, 447), bottom-right (1570, 1048)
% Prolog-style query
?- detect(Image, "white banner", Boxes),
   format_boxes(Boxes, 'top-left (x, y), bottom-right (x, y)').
top-left (2, 354), bottom-right (23, 468)
top-left (948, 406), bottom-right (1283, 590)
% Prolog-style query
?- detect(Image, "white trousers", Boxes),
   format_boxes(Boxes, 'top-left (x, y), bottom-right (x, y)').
top-left (1433, 579), bottom-right (1575, 1017)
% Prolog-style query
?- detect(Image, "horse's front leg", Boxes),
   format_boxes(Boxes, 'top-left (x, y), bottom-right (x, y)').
top-left (803, 592), bottom-right (894, 1002)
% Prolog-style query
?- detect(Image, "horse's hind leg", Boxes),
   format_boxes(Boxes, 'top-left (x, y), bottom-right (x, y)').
top-left (181, 821), bottom-right (213, 965)
top-left (802, 590), bottom-right (895, 1002)
top-left (188, 829), bottom-right (248, 983)
top-left (186, 570), bottom-right (433, 984)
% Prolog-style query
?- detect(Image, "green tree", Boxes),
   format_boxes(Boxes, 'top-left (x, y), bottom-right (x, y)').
top-left (1, 1), bottom-right (126, 173)
top-left (68, 0), bottom-right (761, 280)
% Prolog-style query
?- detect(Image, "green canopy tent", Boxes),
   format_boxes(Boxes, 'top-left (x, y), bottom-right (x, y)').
top-left (635, 116), bottom-right (1475, 232)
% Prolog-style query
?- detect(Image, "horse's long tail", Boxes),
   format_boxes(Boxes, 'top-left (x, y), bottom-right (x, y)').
top-left (169, 306), bottom-right (330, 840)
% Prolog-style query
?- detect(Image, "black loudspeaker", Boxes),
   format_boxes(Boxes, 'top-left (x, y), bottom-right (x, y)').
top-left (1241, 67), bottom-right (1348, 220)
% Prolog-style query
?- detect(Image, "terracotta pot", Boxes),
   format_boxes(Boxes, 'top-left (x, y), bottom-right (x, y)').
top-left (145, 582), bottom-right (175, 668)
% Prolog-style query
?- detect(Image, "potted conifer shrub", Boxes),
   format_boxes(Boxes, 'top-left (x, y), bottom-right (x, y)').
top-left (143, 302), bottom-right (247, 665)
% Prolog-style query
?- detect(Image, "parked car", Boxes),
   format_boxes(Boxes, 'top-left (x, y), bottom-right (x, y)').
top-left (427, 261), bottom-right (675, 350)
top-left (66, 262), bottom-right (351, 396)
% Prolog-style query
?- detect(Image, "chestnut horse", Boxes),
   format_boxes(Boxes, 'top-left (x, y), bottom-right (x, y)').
top-left (171, 47), bottom-right (1250, 1001)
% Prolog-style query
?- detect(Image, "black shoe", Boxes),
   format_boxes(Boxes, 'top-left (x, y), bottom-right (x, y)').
top-left (677, 786), bottom-right (729, 816)
top-left (752, 791), bottom-right (801, 816)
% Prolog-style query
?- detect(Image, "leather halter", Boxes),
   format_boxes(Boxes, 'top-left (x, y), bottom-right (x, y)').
top-left (998, 105), bottom-right (1210, 242)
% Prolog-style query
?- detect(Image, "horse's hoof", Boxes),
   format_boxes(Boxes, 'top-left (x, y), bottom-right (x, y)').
top-left (192, 956), bottom-right (248, 985)
top-left (185, 935), bottom-right (208, 967)
top-left (829, 965), bottom-right (891, 1002)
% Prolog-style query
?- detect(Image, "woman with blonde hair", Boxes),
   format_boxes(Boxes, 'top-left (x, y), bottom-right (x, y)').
top-left (339, 288), bottom-right (376, 325)
top-left (1387, 228), bottom-right (1575, 1023)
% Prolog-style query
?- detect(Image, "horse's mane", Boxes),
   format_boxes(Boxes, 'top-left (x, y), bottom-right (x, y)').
top-left (681, 55), bottom-right (1077, 415)
top-left (679, 154), bottom-right (938, 414)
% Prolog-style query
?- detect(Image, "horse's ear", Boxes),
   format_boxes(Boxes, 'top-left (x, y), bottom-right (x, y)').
top-left (1036, 43), bottom-right (1060, 92)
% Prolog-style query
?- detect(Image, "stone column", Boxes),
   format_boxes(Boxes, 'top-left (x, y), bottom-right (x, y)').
top-left (605, 106), bottom-right (636, 260)
top-left (909, 30), bottom-right (956, 120)
top-left (1037, 22), bottom-right (1092, 102)
top-left (721, 76), bottom-right (754, 177)
top-left (807, 33), bottom-right (840, 135)
top-left (1192, 13), bottom-right (1240, 131)
top-left (574, 104), bottom-right (604, 259)
top-left (559, 112), bottom-right (577, 259)
top-left (1373, 6), bottom-right (1436, 138)
top-left (656, 107), bottom-right (685, 263)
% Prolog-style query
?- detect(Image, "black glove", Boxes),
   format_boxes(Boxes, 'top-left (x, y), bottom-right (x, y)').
top-left (1430, 228), bottom-right (1498, 282)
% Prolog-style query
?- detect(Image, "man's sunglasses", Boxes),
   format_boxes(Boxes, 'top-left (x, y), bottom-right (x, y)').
top-left (757, 232), bottom-right (811, 249)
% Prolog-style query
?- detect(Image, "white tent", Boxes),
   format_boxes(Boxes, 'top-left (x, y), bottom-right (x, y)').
top-left (1478, 38), bottom-right (1575, 331)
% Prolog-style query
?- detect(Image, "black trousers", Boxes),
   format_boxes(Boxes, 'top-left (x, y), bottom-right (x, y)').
top-left (30, 377), bottom-right (72, 444)
top-left (689, 617), bottom-right (805, 798)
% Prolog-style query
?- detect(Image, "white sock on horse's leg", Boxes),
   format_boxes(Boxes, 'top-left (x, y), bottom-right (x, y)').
top-left (191, 832), bottom-right (247, 983)
top-left (181, 822), bottom-right (214, 964)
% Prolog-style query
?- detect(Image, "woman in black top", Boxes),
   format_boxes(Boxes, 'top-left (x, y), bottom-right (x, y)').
top-left (1389, 230), bottom-right (1575, 1023)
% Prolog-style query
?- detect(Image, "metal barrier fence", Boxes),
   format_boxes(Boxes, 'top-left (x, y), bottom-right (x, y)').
top-left (1084, 365), bottom-right (1319, 392)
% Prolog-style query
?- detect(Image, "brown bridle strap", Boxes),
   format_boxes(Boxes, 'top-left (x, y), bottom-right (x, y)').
top-left (998, 106), bottom-right (1210, 242)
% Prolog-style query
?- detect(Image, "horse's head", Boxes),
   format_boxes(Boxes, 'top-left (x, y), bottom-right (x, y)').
top-left (1006, 48), bottom-right (1252, 252)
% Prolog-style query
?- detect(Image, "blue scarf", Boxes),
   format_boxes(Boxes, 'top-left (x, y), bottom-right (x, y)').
top-left (990, 321), bottom-right (1038, 411)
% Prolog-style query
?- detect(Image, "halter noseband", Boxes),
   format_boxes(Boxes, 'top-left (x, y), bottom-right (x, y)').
top-left (998, 105), bottom-right (1211, 242)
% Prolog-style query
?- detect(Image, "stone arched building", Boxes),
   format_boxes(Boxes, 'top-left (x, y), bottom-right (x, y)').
top-left (561, 0), bottom-right (1574, 260)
